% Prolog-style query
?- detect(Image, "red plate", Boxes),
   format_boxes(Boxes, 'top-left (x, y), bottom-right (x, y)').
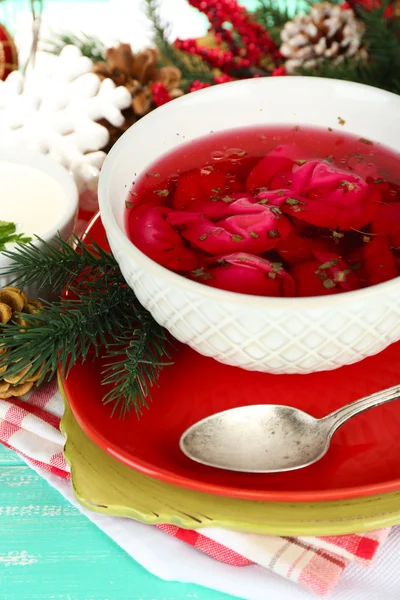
top-left (63, 213), bottom-right (400, 502)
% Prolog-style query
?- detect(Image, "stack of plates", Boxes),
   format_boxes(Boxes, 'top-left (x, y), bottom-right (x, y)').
top-left (61, 214), bottom-right (400, 537)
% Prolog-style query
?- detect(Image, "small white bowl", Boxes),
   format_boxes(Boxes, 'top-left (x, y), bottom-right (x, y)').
top-left (99, 77), bottom-right (400, 374)
top-left (0, 150), bottom-right (78, 298)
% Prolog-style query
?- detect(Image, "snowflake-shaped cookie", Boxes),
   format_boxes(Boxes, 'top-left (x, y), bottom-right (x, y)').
top-left (0, 45), bottom-right (132, 205)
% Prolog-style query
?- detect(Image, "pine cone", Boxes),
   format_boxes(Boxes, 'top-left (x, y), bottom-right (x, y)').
top-left (92, 44), bottom-right (184, 150)
top-left (0, 287), bottom-right (45, 399)
top-left (280, 3), bottom-right (367, 74)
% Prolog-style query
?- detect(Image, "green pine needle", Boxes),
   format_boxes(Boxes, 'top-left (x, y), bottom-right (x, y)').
top-left (254, 0), bottom-right (295, 45)
top-left (0, 238), bottom-right (174, 417)
top-left (1, 234), bottom-right (122, 294)
top-left (43, 32), bottom-right (105, 62)
top-left (0, 286), bottom-right (129, 381)
top-left (145, 0), bottom-right (215, 88)
top-left (102, 322), bottom-right (174, 417)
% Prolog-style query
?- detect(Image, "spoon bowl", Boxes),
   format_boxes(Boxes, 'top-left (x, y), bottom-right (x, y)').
top-left (180, 405), bottom-right (331, 473)
top-left (180, 385), bottom-right (400, 473)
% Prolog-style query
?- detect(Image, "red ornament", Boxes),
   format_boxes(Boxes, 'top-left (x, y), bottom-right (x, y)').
top-left (0, 23), bottom-right (18, 81)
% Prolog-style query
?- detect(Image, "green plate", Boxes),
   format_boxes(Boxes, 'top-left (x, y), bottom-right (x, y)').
top-left (60, 377), bottom-right (400, 536)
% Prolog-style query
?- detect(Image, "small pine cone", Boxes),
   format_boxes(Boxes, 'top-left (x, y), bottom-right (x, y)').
top-left (92, 44), bottom-right (184, 151)
top-left (0, 287), bottom-right (46, 399)
top-left (280, 3), bottom-right (367, 74)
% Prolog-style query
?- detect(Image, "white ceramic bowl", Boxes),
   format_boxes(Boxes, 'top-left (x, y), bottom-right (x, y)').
top-left (0, 150), bottom-right (78, 297)
top-left (99, 77), bottom-right (400, 374)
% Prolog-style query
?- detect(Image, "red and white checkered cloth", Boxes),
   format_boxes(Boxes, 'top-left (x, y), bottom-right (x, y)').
top-left (0, 380), bottom-right (390, 596)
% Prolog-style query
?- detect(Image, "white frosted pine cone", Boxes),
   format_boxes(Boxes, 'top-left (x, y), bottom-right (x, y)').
top-left (280, 3), bottom-right (367, 74)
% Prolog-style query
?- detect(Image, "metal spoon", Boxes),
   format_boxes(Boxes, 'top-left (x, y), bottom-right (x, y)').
top-left (179, 384), bottom-right (400, 473)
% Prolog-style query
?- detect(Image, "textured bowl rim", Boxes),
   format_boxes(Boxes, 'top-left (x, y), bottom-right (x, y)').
top-left (99, 76), bottom-right (400, 309)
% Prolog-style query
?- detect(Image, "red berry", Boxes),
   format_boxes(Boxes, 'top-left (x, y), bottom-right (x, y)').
top-left (271, 66), bottom-right (287, 77)
top-left (151, 82), bottom-right (172, 107)
top-left (188, 80), bottom-right (213, 93)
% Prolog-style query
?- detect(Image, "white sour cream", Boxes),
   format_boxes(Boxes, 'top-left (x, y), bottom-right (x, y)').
top-left (0, 161), bottom-right (66, 237)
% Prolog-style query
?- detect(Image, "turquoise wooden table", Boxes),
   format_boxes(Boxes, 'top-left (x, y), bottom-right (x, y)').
top-left (0, 444), bottom-right (233, 600)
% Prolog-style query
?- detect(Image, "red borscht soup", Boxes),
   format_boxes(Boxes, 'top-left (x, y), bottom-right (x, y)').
top-left (125, 125), bottom-right (400, 297)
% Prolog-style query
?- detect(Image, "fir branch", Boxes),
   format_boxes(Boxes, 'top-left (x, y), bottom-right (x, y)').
top-left (145, 0), bottom-right (215, 88)
top-left (0, 284), bottom-right (173, 415)
top-left (43, 32), bottom-right (105, 62)
top-left (102, 321), bottom-right (174, 417)
top-left (1, 235), bottom-right (122, 294)
top-left (299, 56), bottom-right (365, 84)
top-left (145, 0), bottom-right (172, 56)
top-left (0, 236), bottom-right (174, 416)
top-left (360, 5), bottom-right (400, 94)
top-left (0, 287), bottom-right (132, 381)
top-left (254, 0), bottom-right (294, 45)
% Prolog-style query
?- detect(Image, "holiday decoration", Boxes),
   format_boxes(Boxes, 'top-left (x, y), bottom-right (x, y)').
top-left (170, 0), bottom-right (400, 94)
top-left (0, 287), bottom-right (45, 398)
top-left (0, 45), bottom-right (131, 212)
top-left (92, 43), bottom-right (184, 150)
top-left (0, 237), bottom-right (173, 415)
top-left (47, 0), bottom-right (400, 107)
top-left (0, 23), bottom-right (18, 81)
top-left (0, 0), bottom-right (399, 415)
top-left (280, 3), bottom-right (367, 74)
top-left (174, 0), bottom-right (278, 78)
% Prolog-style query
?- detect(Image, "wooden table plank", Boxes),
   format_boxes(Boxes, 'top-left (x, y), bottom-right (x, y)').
top-left (0, 464), bottom-right (232, 600)
top-left (0, 444), bottom-right (24, 465)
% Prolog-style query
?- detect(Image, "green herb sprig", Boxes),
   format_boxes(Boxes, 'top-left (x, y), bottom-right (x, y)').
top-left (0, 221), bottom-right (32, 252)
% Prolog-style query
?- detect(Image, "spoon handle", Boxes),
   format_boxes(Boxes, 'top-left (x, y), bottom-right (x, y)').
top-left (323, 384), bottom-right (400, 433)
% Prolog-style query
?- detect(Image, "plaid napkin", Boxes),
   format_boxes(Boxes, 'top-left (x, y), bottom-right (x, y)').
top-left (0, 380), bottom-right (389, 597)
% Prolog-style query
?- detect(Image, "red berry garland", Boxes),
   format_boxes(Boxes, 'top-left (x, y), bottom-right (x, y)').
top-left (175, 38), bottom-right (251, 71)
top-left (175, 0), bottom-right (278, 77)
top-left (0, 23), bottom-right (18, 81)
top-left (189, 0), bottom-right (277, 63)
